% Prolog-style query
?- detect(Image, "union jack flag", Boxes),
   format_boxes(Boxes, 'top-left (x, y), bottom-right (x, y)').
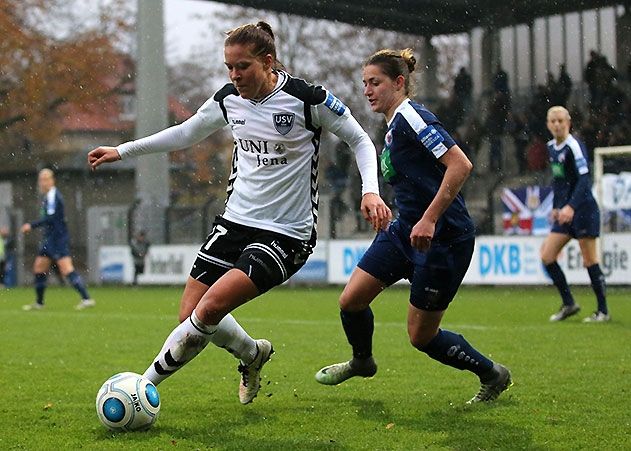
top-left (501, 186), bottom-right (553, 236)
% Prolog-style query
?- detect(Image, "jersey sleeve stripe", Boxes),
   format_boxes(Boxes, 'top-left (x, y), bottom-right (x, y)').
top-left (567, 136), bottom-right (589, 175)
top-left (399, 101), bottom-right (428, 134)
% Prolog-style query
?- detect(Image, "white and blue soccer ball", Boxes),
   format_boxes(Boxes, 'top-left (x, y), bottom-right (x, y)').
top-left (96, 372), bottom-right (160, 432)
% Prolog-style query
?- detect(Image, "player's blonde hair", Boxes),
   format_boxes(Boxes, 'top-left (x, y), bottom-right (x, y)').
top-left (364, 48), bottom-right (417, 97)
top-left (547, 105), bottom-right (571, 121)
top-left (38, 168), bottom-right (55, 180)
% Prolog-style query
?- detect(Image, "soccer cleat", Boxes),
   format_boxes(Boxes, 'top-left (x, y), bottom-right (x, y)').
top-left (238, 339), bottom-right (274, 404)
top-left (549, 304), bottom-right (580, 322)
top-left (468, 363), bottom-right (512, 404)
top-left (75, 299), bottom-right (96, 310)
top-left (582, 311), bottom-right (611, 323)
top-left (22, 302), bottom-right (44, 311)
top-left (315, 356), bottom-right (377, 386)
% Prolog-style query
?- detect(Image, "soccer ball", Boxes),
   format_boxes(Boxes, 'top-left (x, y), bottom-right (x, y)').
top-left (95, 372), bottom-right (160, 431)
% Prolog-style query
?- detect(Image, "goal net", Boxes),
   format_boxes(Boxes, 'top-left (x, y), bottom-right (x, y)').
top-left (593, 146), bottom-right (631, 283)
top-left (593, 145), bottom-right (631, 233)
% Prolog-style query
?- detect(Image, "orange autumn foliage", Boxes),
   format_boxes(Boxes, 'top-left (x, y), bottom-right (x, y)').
top-left (0, 0), bottom-right (128, 145)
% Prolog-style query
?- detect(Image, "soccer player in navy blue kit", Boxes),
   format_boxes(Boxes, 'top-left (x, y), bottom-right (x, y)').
top-left (542, 106), bottom-right (610, 322)
top-left (315, 49), bottom-right (512, 403)
top-left (21, 169), bottom-right (95, 311)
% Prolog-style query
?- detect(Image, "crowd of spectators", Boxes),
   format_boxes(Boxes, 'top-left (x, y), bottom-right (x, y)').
top-left (443, 51), bottom-right (631, 177)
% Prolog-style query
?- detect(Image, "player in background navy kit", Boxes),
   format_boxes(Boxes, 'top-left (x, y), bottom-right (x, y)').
top-left (315, 49), bottom-right (512, 404)
top-left (88, 22), bottom-right (391, 405)
top-left (21, 169), bottom-right (95, 311)
top-left (542, 106), bottom-right (610, 323)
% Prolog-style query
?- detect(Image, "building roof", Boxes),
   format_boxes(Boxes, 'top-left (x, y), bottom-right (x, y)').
top-left (209, 0), bottom-right (623, 36)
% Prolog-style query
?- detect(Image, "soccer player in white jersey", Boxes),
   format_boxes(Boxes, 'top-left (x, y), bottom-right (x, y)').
top-left (542, 106), bottom-right (609, 322)
top-left (88, 22), bottom-right (391, 405)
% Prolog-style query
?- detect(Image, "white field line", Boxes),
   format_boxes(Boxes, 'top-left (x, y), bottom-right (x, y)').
top-left (0, 309), bottom-right (563, 331)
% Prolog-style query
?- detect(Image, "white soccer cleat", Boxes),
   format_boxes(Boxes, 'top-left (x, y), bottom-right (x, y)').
top-left (315, 357), bottom-right (377, 386)
top-left (75, 299), bottom-right (96, 310)
top-left (468, 363), bottom-right (512, 404)
top-left (582, 311), bottom-right (611, 323)
top-left (549, 304), bottom-right (580, 322)
top-left (22, 302), bottom-right (44, 311)
top-left (238, 339), bottom-right (274, 404)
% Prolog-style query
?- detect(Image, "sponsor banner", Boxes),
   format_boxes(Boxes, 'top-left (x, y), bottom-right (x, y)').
top-left (101, 234), bottom-right (631, 286)
top-left (327, 239), bottom-right (373, 284)
top-left (99, 246), bottom-right (133, 283)
top-left (288, 240), bottom-right (327, 283)
top-left (140, 245), bottom-right (199, 284)
top-left (465, 234), bottom-right (631, 284)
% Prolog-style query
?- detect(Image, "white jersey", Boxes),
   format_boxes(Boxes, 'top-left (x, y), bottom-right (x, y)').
top-left (118, 70), bottom-right (379, 242)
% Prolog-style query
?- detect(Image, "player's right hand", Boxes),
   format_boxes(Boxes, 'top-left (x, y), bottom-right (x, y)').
top-left (88, 146), bottom-right (121, 170)
top-left (20, 223), bottom-right (31, 234)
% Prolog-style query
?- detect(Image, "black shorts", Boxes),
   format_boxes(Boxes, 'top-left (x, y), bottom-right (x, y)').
top-left (190, 216), bottom-right (313, 293)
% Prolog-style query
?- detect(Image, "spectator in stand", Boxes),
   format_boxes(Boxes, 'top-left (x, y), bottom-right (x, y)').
top-left (508, 112), bottom-right (529, 175)
top-left (557, 64), bottom-right (572, 106)
top-left (454, 67), bottom-right (473, 114)
top-left (485, 91), bottom-right (510, 173)
top-left (493, 66), bottom-right (510, 95)
top-left (584, 50), bottom-right (600, 107)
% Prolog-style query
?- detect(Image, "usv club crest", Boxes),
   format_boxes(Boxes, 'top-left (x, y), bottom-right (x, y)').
top-left (273, 112), bottom-right (295, 135)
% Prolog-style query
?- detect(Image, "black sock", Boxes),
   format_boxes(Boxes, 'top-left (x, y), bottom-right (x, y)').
top-left (421, 329), bottom-right (494, 377)
top-left (34, 273), bottom-right (47, 304)
top-left (544, 262), bottom-right (575, 306)
top-left (340, 308), bottom-right (374, 359)
top-left (67, 271), bottom-right (90, 300)
top-left (587, 264), bottom-right (608, 314)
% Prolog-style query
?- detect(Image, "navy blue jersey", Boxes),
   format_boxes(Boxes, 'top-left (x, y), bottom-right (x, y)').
top-left (547, 134), bottom-right (597, 210)
top-left (379, 99), bottom-right (474, 243)
top-left (30, 187), bottom-right (70, 245)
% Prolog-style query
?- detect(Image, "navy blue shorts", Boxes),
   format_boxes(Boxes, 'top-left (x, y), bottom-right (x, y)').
top-left (551, 202), bottom-right (600, 238)
top-left (38, 240), bottom-right (70, 260)
top-left (358, 221), bottom-right (474, 311)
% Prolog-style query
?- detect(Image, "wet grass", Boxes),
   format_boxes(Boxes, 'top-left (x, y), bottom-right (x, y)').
top-left (0, 285), bottom-right (629, 450)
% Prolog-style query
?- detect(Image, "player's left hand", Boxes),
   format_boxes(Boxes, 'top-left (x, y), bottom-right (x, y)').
top-left (360, 193), bottom-right (392, 231)
top-left (558, 205), bottom-right (575, 225)
top-left (21, 223), bottom-right (32, 234)
top-left (410, 216), bottom-right (435, 251)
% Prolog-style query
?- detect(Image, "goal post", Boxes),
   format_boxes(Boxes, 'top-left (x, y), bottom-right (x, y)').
top-left (593, 145), bottom-right (631, 260)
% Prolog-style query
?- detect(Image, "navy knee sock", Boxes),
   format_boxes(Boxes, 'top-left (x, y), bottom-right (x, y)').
top-left (587, 264), bottom-right (608, 314)
top-left (34, 273), bottom-right (47, 304)
top-left (421, 329), bottom-right (493, 377)
top-left (67, 271), bottom-right (90, 300)
top-left (340, 308), bottom-right (374, 359)
top-left (544, 262), bottom-right (575, 306)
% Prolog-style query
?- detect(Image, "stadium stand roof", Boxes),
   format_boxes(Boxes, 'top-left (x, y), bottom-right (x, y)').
top-left (208, 0), bottom-right (624, 36)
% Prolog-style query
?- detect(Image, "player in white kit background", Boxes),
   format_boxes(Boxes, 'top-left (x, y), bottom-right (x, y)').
top-left (88, 21), bottom-right (391, 404)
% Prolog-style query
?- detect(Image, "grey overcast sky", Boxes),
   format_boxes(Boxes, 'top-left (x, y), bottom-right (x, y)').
top-left (164, 0), bottom-right (224, 64)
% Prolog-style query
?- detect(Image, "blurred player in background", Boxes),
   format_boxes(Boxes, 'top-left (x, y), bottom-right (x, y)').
top-left (0, 226), bottom-right (8, 287)
top-left (21, 169), bottom-right (95, 310)
top-left (542, 106), bottom-right (609, 323)
top-left (88, 21), bottom-right (391, 405)
top-left (130, 230), bottom-right (150, 286)
top-left (315, 48), bottom-right (512, 404)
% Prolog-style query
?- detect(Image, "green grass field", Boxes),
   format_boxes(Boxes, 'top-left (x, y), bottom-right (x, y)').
top-left (0, 285), bottom-right (629, 450)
